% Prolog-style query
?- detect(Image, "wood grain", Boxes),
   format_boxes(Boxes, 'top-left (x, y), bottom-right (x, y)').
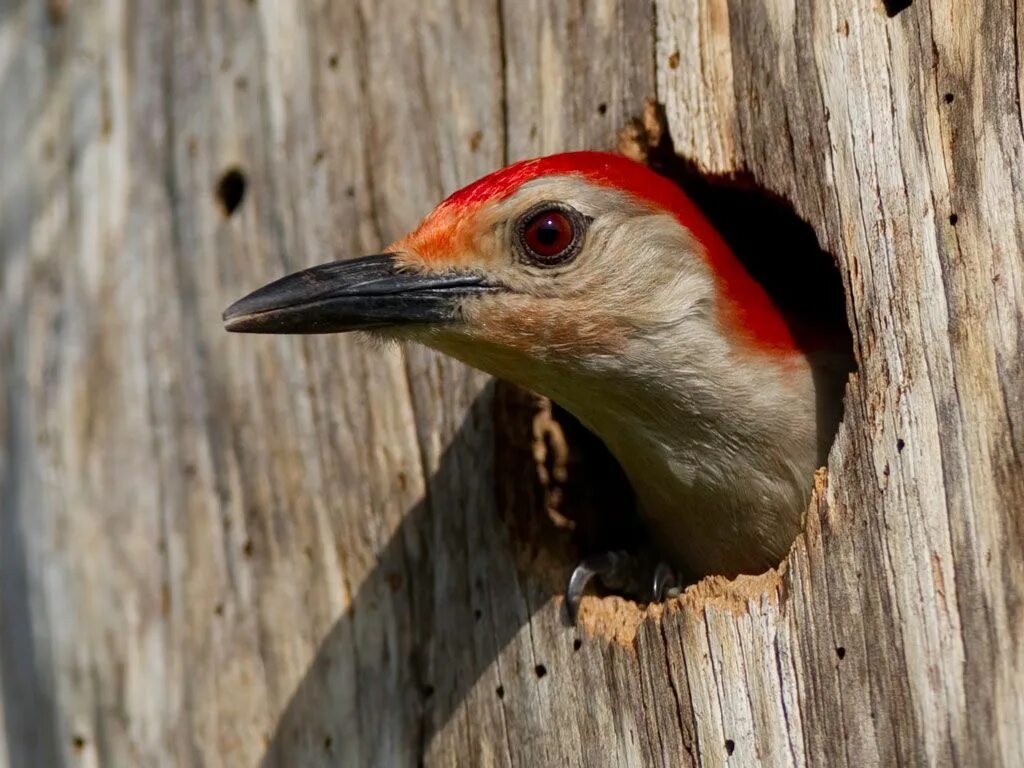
top-left (1, 0), bottom-right (1021, 766)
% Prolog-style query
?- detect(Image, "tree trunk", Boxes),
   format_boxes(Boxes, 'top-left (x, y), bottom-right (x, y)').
top-left (1, 1), bottom-right (1021, 766)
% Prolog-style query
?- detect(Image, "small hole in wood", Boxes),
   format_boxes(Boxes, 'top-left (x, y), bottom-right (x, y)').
top-left (668, 51), bottom-right (680, 69)
top-left (573, 638), bottom-right (582, 652)
top-left (897, 438), bottom-right (906, 453)
top-left (943, 93), bottom-right (954, 104)
top-left (72, 735), bottom-right (86, 752)
top-left (328, 54), bottom-right (339, 70)
top-left (242, 539), bottom-right (254, 557)
top-left (882, 0), bottom-right (913, 17)
top-left (534, 664), bottom-right (547, 679)
top-left (725, 739), bottom-right (735, 755)
top-left (216, 167), bottom-right (247, 217)
top-left (949, 213), bottom-right (958, 226)
top-left (495, 685), bottom-right (505, 699)
top-left (421, 684), bottom-right (435, 698)
top-left (474, 608), bottom-right (482, 621)
top-left (597, 102), bottom-right (608, 116)
top-left (836, 646), bottom-right (846, 659)
top-left (323, 735), bottom-right (333, 751)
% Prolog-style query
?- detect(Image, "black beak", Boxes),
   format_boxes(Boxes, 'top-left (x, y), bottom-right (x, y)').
top-left (223, 253), bottom-right (495, 334)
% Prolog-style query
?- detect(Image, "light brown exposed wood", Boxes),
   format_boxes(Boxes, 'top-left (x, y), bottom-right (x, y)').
top-left (1, 1), bottom-right (1021, 766)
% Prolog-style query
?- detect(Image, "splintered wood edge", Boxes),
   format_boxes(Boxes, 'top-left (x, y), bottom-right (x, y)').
top-left (571, 568), bottom-right (787, 649)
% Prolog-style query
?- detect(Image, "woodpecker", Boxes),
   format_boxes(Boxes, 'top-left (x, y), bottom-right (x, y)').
top-left (224, 151), bottom-right (851, 622)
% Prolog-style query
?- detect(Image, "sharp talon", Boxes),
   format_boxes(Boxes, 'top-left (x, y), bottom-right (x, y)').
top-left (565, 552), bottom-right (680, 622)
top-left (564, 552), bottom-right (618, 625)
top-left (565, 564), bottom-right (592, 625)
top-left (652, 561), bottom-right (680, 602)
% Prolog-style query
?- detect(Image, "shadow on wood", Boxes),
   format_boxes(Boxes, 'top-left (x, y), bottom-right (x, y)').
top-left (0, 346), bottom-right (62, 768)
top-left (258, 384), bottom-right (547, 766)
top-left (259, 376), bottom-right (643, 766)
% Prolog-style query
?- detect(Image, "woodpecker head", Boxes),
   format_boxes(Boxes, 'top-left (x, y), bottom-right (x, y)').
top-left (225, 152), bottom-right (851, 576)
top-left (224, 152), bottom-right (810, 408)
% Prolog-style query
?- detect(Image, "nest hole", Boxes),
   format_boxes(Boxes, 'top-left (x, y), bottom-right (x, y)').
top-left (494, 103), bottom-right (854, 635)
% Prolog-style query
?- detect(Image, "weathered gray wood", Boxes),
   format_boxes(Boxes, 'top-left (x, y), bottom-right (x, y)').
top-left (1, 0), bottom-right (1021, 766)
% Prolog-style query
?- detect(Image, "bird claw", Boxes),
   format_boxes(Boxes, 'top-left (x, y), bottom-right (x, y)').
top-left (652, 560), bottom-right (682, 602)
top-left (565, 551), bottom-right (627, 625)
top-left (564, 551), bottom-right (682, 625)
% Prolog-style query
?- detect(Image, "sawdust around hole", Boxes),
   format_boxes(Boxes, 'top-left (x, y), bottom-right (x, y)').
top-left (571, 567), bottom-right (787, 648)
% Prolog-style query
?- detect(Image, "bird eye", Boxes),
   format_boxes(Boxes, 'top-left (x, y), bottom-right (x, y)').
top-left (524, 211), bottom-right (573, 256)
top-left (516, 204), bottom-right (586, 266)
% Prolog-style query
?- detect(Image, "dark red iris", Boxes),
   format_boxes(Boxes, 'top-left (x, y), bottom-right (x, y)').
top-left (523, 209), bottom-right (575, 259)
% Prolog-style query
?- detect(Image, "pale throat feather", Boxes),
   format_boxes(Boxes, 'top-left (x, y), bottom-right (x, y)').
top-left (551, 342), bottom-right (818, 578)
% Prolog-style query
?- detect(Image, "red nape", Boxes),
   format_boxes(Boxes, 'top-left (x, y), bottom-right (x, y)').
top-left (440, 151), bottom-right (800, 356)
